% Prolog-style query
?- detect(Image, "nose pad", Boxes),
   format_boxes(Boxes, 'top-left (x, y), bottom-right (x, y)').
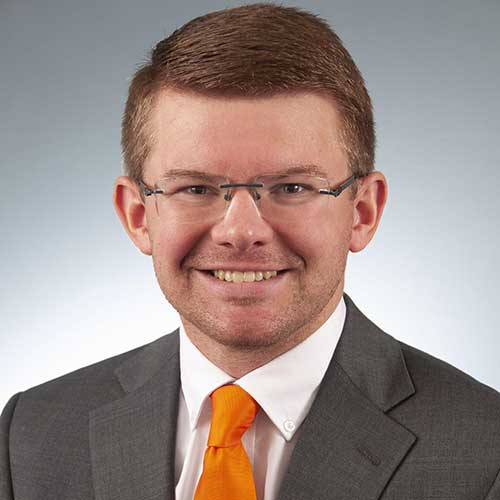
top-left (222, 189), bottom-right (262, 223)
top-left (223, 189), bottom-right (261, 203)
top-left (221, 183), bottom-right (264, 211)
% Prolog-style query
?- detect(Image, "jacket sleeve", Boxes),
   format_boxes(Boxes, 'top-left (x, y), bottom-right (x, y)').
top-left (0, 393), bottom-right (22, 500)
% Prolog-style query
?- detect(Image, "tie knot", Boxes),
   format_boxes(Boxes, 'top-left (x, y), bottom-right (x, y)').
top-left (207, 385), bottom-right (260, 448)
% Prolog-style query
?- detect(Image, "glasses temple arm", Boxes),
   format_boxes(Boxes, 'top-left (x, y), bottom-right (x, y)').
top-left (139, 180), bottom-right (164, 197)
top-left (320, 174), bottom-right (362, 197)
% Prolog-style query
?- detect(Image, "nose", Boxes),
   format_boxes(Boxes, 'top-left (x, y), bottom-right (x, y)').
top-left (210, 188), bottom-right (274, 251)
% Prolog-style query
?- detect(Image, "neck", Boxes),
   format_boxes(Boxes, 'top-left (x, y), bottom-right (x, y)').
top-left (181, 286), bottom-right (344, 378)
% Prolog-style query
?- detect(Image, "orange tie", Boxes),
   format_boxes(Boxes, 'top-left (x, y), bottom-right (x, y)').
top-left (194, 384), bottom-right (260, 500)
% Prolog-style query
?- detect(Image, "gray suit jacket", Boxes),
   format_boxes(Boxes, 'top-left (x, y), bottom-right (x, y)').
top-left (2, 293), bottom-right (500, 499)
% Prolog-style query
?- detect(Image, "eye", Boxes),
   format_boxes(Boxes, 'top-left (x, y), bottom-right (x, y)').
top-left (178, 185), bottom-right (219, 196)
top-left (185, 185), bottom-right (209, 195)
top-left (280, 183), bottom-right (304, 194)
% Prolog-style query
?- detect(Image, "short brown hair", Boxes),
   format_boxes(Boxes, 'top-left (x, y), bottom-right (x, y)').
top-left (121, 3), bottom-right (375, 199)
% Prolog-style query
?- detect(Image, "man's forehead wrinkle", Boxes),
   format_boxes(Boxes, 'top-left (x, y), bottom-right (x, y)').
top-left (159, 163), bottom-right (330, 181)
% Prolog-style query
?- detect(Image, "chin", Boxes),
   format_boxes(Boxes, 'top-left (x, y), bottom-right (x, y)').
top-left (212, 331), bottom-right (284, 352)
top-left (183, 311), bottom-right (286, 350)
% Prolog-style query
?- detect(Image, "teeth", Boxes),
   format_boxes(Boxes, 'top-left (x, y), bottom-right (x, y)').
top-left (244, 271), bottom-right (255, 282)
top-left (232, 271), bottom-right (244, 283)
top-left (211, 270), bottom-right (278, 282)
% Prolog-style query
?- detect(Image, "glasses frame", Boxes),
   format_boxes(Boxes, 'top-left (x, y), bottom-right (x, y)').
top-left (138, 173), bottom-right (363, 224)
top-left (138, 172), bottom-right (363, 202)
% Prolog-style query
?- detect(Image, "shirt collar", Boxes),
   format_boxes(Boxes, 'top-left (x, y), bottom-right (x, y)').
top-left (179, 296), bottom-right (346, 441)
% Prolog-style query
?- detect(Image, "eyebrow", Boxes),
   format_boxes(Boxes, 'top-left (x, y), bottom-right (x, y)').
top-left (159, 169), bottom-right (226, 182)
top-left (159, 164), bottom-right (329, 180)
top-left (276, 164), bottom-right (329, 177)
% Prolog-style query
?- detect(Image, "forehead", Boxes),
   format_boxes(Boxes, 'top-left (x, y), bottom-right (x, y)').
top-left (144, 88), bottom-right (347, 180)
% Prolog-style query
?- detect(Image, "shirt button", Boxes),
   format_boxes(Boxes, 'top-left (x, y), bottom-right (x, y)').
top-left (283, 419), bottom-right (295, 433)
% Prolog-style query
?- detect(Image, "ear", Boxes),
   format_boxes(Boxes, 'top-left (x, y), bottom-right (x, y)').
top-left (113, 176), bottom-right (152, 255)
top-left (349, 171), bottom-right (388, 253)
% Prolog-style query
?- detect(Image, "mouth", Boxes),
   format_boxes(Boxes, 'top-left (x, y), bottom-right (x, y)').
top-left (195, 268), bottom-right (291, 301)
top-left (198, 269), bottom-right (289, 283)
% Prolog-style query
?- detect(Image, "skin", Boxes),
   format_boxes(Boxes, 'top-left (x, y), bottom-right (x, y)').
top-left (113, 89), bottom-right (387, 378)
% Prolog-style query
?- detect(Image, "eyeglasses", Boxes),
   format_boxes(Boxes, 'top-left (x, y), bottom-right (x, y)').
top-left (139, 172), bottom-right (362, 224)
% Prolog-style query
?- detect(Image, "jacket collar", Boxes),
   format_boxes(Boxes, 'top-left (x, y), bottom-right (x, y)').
top-left (334, 293), bottom-right (415, 412)
top-left (89, 292), bottom-right (416, 500)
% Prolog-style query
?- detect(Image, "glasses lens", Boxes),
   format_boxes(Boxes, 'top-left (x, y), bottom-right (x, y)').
top-left (255, 174), bottom-right (331, 222)
top-left (153, 176), bottom-right (226, 224)
top-left (153, 174), bottom-right (331, 224)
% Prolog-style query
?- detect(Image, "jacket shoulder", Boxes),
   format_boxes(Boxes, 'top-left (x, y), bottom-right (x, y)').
top-left (2, 332), bottom-right (179, 497)
top-left (400, 340), bottom-right (500, 406)
top-left (395, 339), bottom-right (500, 455)
top-left (16, 331), bottom-right (177, 411)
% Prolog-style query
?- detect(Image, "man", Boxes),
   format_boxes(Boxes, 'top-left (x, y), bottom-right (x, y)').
top-left (1, 3), bottom-right (499, 499)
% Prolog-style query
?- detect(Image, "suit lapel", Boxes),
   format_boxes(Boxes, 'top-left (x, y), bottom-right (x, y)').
top-left (277, 293), bottom-right (417, 500)
top-left (89, 331), bottom-right (181, 500)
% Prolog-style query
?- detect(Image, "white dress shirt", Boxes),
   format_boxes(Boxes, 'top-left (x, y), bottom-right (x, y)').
top-left (174, 296), bottom-right (346, 500)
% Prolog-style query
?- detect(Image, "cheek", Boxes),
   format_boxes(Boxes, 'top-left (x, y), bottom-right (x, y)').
top-left (151, 222), bottom-right (206, 271)
top-left (277, 215), bottom-right (348, 263)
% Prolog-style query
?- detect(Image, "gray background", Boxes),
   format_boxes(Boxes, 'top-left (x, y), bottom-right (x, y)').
top-left (1, 0), bottom-right (499, 408)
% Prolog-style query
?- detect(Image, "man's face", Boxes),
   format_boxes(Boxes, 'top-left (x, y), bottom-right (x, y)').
top-left (142, 89), bottom-right (355, 352)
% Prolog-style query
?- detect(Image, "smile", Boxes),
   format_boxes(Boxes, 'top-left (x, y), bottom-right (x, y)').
top-left (211, 270), bottom-right (279, 282)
